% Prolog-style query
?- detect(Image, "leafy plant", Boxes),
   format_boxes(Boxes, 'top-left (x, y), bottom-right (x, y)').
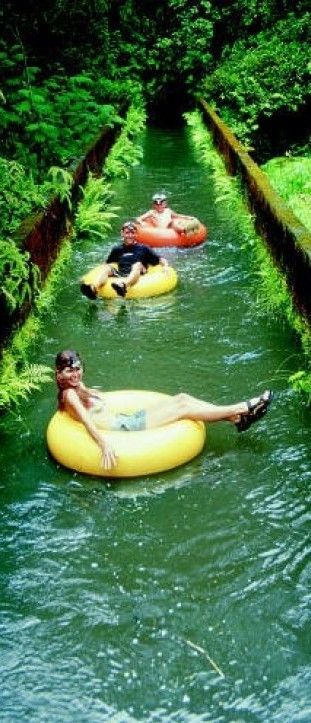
top-left (44, 166), bottom-right (73, 211)
top-left (0, 239), bottom-right (40, 311)
top-left (74, 175), bottom-right (119, 238)
top-left (0, 158), bottom-right (48, 241)
top-left (186, 111), bottom-right (311, 400)
top-left (0, 238), bottom-right (72, 412)
top-left (104, 104), bottom-right (146, 179)
top-left (203, 12), bottom-right (311, 151)
top-left (261, 156), bottom-right (311, 231)
top-left (0, 38), bottom-right (124, 178)
top-left (74, 103), bottom-right (146, 238)
top-left (289, 370), bottom-right (311, 402)
top-left (0, 357), bottom-right (52, 411)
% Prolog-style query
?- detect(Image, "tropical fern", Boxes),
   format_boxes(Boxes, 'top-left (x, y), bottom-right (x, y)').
top-left (0, 239), bottom-right (40, 311)
top-left (0, 239), bottom-right (74, 412)
top-left (0, 157), bottom-right (48, 239)
top-left (289, 370), bottom-right (311, 403)
top-left (104, 103), bottom-right (146, 179)
top-left (74, 174), bottom-right (119, 238)
top-left (0, 357), bottom-right (52, 411)
top-left (44, 166), bottom-right (73, 210)
top-left (186, 110), bottom-right (311, 401)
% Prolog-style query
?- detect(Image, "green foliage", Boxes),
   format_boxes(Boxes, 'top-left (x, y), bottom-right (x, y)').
top-left (74, 175), bottom-right (119, 239)
top-left (0, 99), bottom-right (146, 411)
top-left (0, 158), bottom-right (74, 246)
top-left (210, 0), bottom-right (307, 50)
top-left (185, 111), bottom-right (240, 210)
top-left (203, 12), bottom-right (311, 147)
top-left (146, 0), bottom-right (213, 95)
top-left (44, 166), bottom-right (73, 211)
top-left (261, 156), bottom-right (311, 231)
top-left (0, 356), bottom-right (52, 411)
top-left (0, 158), bottom-right (47, 240)
top-left (0, 40), bottom-right (124, 177)
top-left (0, 239), bottom-right (40, 312)
top-left (104, 105), bottom-right (146, 180)
top-left (1, 2), bottom-right (309, 166)
top-left (0, 159), bottom-right (74, 315)
top-left (74, 104), bottom-right (146, 239)
top-left (0, 99), bottom-right (145, 378)
top-left (0, 238), bottom-right (72, 412)
top-left (186, 111), bottom-right (311, 400)
top-left (0, 0), bottom-right (112, 79)
top-left (288, 370), bottom-right (311, 402)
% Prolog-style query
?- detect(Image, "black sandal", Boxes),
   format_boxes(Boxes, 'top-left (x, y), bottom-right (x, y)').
top-left (80, 283), bottom-right (97, 300)
top-left (111, 282), bottom-right (127, 298)
top-left (235, 390), bottom-right (273, 432)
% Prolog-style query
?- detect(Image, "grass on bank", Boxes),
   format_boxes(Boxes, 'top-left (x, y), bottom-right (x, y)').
top-left (185, 110), bottom-right (311, 402)
top-left (0, 239), bottom-right (72, 412)
top-left (0, 103), bottom-right (146, 413)
top-left (261, 156), bottom-right (311, 232)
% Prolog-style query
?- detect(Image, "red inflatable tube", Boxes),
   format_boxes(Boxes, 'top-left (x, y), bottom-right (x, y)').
top-left (135, 222), bottom-right (207, 248)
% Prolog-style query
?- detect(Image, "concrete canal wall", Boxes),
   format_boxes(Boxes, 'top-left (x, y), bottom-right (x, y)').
top-left (199, 98), bottom-right (311, 325)
top-left (22, 124), bottom-right (120, 280)
top-left (1, 117), bottom-right (124, 352)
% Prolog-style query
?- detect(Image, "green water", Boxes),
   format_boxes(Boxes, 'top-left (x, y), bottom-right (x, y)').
top-left (1, 127), bottom-right (310, 722)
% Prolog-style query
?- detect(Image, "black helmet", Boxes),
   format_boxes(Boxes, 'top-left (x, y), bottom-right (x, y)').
top-left (152, 192), bottom-right (167, 203)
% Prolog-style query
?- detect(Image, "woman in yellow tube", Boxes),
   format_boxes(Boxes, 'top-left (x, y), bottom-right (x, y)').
top-left (55, 350), bottom-right (273, 471)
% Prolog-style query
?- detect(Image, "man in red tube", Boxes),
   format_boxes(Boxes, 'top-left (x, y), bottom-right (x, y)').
top-left (136, 192), bottom-right (199, 233)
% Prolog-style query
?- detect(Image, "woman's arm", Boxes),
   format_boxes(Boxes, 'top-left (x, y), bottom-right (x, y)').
top-left (64, 389), bottom-right (117, 470)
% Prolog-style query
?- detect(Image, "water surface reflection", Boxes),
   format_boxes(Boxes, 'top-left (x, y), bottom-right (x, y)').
top-left (1, 125), bottom-right (310, 722)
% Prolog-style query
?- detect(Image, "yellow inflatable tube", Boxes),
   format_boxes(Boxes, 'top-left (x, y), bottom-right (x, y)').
top-left (47, 390), bottom-right (206, 478)
top-left (81, 263), bottom-right (178, 299)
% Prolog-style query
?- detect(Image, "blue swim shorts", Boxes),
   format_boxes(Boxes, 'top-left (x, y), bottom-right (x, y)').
top-left (111, 409), bottom-right (146, 432)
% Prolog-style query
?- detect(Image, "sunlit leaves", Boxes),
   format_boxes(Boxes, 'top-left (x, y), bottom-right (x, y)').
top-left (0, 240), bottom-right (39, 311)
top-left (203, 12), bottom-right (311, 147)
top-left (74, 175), bottom-right (119, 239)
top-left (0, 357), bottom-right (52, 410)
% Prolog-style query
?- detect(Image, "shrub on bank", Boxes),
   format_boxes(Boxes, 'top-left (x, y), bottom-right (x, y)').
top-left (186, 111), bottom-right (311, 402)
top-left (261, 156), bottom-right (311, 231)
top-left (0, 103), bottom-right (146, 411)
top-left (203, 13), bottom-right (311, 150)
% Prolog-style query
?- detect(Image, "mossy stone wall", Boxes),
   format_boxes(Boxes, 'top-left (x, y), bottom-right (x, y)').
top-left (199, 99), bottom-right (311, 325)
top-left (22, 124), bottom-right (120, 280)
top-left (1, 118), bottom-right (124, 354)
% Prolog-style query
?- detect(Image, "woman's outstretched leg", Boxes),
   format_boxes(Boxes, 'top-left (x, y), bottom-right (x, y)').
top-left (146, 391), bottom-right (273, 432)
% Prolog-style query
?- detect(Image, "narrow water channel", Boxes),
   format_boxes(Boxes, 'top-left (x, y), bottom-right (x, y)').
top-left (1, 125), bottom-right (310, 721)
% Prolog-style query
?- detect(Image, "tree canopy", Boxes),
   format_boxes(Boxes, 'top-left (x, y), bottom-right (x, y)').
top-left (0, 0), bottom-right (309, 168)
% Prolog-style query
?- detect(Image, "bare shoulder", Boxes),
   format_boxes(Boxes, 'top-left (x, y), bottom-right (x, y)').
top-left (63, 388), bottom-right (79, 406)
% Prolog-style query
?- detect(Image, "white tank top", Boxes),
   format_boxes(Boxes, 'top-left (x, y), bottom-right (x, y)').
top-left (150, 208), bottom-right (173, 228)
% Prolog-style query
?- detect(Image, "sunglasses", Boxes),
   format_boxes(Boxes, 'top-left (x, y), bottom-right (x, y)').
top-left (58, 362), bottom-right (82, 372)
